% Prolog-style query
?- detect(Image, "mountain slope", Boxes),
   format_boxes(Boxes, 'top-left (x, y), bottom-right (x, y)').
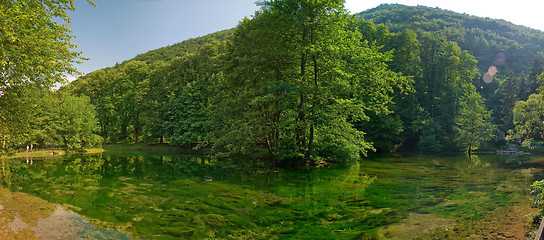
top-left (130, 29), bottom-right (233, 65)
top-left (66, 3), bottom-right (544, 151)
top-left (358, 4), bottom-right (544, 77)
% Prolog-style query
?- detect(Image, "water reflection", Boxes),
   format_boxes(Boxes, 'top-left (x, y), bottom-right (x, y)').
top-left (0, 153), bottom-right (543, 239)
top-left (0, 186), bottom-right (130, 239)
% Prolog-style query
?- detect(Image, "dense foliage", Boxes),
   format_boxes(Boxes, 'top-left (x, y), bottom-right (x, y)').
top-left (358, 4), bottom-right (544, 134)
top-left (5, 1), bottom-right (544, 237)
top-left (0, 0), bottom-right (100, 154)
top-left (507, 73), bottom-right (544, 145)
top-left (209, 0), bottom-right (409, 163)
top-left (66, 3), bottom-right (482, 158)
top-left (0, 0), bottom-right (92, 87)
top-left (357, 4), bottom-right (544, 227)
top-left (65, 1), bottom-right (508, 162)
top-left (358, 4), bottom-right (544, 77)
top-left (0, 84), bottom-right (101, 151)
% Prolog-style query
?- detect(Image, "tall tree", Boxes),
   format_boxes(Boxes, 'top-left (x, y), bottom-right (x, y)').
top-left (55, 93), bottom-right (101, 150)
top-left (123, 61), bottom-right (150, 143)
top-left (508, 93), bottom-right (544, 143)
top-left (0, 0), bottom-right (93, 153)
top-left (415, 33), bottom-right (479, 152)
top-left (356, 27), bottom-right (420, 152)
top-left (0, 0), bottom-right (93, 87)
top-left (141, 62), bottom-right (169, 143)
top-left (211, 0), bottom-right (408, 163)
top-left (454, 91), bottom-right (494, 154)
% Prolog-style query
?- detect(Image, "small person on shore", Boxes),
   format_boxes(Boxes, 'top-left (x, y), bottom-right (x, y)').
top-left (26, 145), bottom-right (29, 153)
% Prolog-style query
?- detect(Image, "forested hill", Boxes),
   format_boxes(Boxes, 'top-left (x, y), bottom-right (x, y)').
top-left (63, 2), bottom-right (544, 161)
top-left (131, 29), bottom-right (233, 65)
top-left (358, 4), bottom-right (544, 78)
top-left (358, 4), bottom-right (544, 136)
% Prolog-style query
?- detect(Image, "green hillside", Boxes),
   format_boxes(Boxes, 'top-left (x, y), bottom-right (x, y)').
top-left (62, 2), bottom-right (544, 157)
top-left (131, 29), bottom-right (234, 64)
top-left (358, 4), bottom-right (544, 133)
top-left (358, 4), bottom-right (544, 77)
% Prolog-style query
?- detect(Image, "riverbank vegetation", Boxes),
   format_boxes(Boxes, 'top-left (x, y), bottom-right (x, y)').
top-left (63, 1), bottom-right (510, 164)
top-left (2, 0), bottom-right (544, 165)
top-left (6, 1), bottom-right (544, 163)
top-left (5, 0), bottom-right (544, 238)
top-left (64, 3), bottom-right (544, 164)
top-left (0, 0), bottom-right (101, 155)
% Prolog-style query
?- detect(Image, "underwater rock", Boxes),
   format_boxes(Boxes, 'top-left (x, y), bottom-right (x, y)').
top-left (378, 213), bottom-right (454, 240)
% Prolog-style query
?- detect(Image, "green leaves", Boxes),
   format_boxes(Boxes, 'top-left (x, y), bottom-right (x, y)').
top-left (454, 92), bottom-right (494, 153)
top-left (0, 0), bottom-right (97, 153)
top-left (62, 0), bottom-right (511, 158)
top-left (210, 0), bottom-right (409, 163)
top-left (508, 93), bottom-right (544, 143)
top-left (0, 0), bottom-right (88, 87)
top-left (56, 93), bottom-right (102, 150)
top-left (0, 85), bottom-right (101, 153)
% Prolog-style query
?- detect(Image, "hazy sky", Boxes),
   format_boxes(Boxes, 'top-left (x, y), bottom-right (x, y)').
top-left (68, 0), bottom-right (544, 78)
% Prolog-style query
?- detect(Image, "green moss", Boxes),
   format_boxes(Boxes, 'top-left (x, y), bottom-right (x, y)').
top-left (201, 214), bottom-right (227, 227)
top-left (3, 153), bottom-right (541, 239)
top-left (160, 226), bottom-right (196, 238)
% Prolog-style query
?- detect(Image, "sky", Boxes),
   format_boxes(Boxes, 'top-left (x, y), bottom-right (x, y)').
top-left (67, 0), bottom-right (544, 79)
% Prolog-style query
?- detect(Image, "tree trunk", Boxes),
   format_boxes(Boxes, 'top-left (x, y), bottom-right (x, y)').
top-left (305, 36), bottom-right (318, 164)
top-left (305, 123), bottom-right (314, 163)
top-left (265, 135), bottom-right (278, 163)
top-left (134, 112), bottom-right (140, 144)
top-left (1, 159), bottom-right (5, 178)
top-left (2, 134), bottom-right (6, 155)
top-left (134, 126), bottom-right (139, 144)
top-left (297, 54), bottom-right (307, 149)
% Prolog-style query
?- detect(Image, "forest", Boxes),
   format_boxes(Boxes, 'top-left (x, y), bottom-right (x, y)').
top-left (3, 1), bottom-right (544, 166)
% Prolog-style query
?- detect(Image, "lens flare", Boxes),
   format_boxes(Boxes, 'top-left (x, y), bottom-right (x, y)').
top-left (494, 53), bottom-right (506, 66)
top-left (488, 66), bottom-right (497, 76)
top-left (483, 72), bottom-right (493, 83)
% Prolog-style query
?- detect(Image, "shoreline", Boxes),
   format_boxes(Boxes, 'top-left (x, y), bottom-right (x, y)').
top-left (0, 148), bottom-right (105, 160)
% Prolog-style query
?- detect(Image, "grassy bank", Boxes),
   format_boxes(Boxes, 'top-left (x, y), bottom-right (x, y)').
top-left (0, 148), bottom-right (105, 160)
top-left (0, 143), bottom-right (205, 160)
top-left (102, 143), bottom-right (207, 155)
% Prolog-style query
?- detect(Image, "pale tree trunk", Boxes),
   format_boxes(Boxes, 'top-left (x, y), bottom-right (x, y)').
top-left (2, 134), bottom-right (6, 155)
top-left (1, 159), bottom-right (5, 178)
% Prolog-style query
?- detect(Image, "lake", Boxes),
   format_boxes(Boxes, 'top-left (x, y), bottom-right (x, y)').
top-left (1, 152), bottom-right (542, 239)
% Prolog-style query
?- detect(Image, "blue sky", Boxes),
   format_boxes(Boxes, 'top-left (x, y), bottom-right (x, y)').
top-left (68, 0), bottom-right (544, 79)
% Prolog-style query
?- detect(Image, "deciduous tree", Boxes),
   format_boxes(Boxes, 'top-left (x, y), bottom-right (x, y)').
top-left (211, 0), bottom-right (409, 163)
top-left (455, 91), bottom-right (494, 153)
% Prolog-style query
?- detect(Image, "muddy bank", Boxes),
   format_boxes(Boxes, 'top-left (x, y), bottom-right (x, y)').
top-left (415, 197), bottom-right (537, 239)
top-left (0, 187), bottom-right (130, 240)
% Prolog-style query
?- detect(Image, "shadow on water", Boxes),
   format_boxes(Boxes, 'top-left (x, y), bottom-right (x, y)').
top-left (1, 152), bottom-right (543, 239)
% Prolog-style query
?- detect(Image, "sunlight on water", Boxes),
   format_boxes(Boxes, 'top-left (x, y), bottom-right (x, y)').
top-left (0, 153), bottom-right (542, 239)
top-left (0, 186), bottom-right (131, 239)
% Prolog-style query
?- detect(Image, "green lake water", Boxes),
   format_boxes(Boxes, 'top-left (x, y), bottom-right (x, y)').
top-left (1, 153), bottom-right (543, 239)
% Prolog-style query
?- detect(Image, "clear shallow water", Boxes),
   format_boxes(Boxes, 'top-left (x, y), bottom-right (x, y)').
top-left (1, 153), bottom-right (543, 239)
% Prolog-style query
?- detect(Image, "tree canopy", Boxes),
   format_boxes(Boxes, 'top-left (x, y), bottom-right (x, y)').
top-left (64, 1), bottom-right (544, 160)
top-left (208, 0), bottom-right (409, 163)
top-left (0, 0), bottom-right (94, 88)
top-left (1, 0), bottom-right (100, 154)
